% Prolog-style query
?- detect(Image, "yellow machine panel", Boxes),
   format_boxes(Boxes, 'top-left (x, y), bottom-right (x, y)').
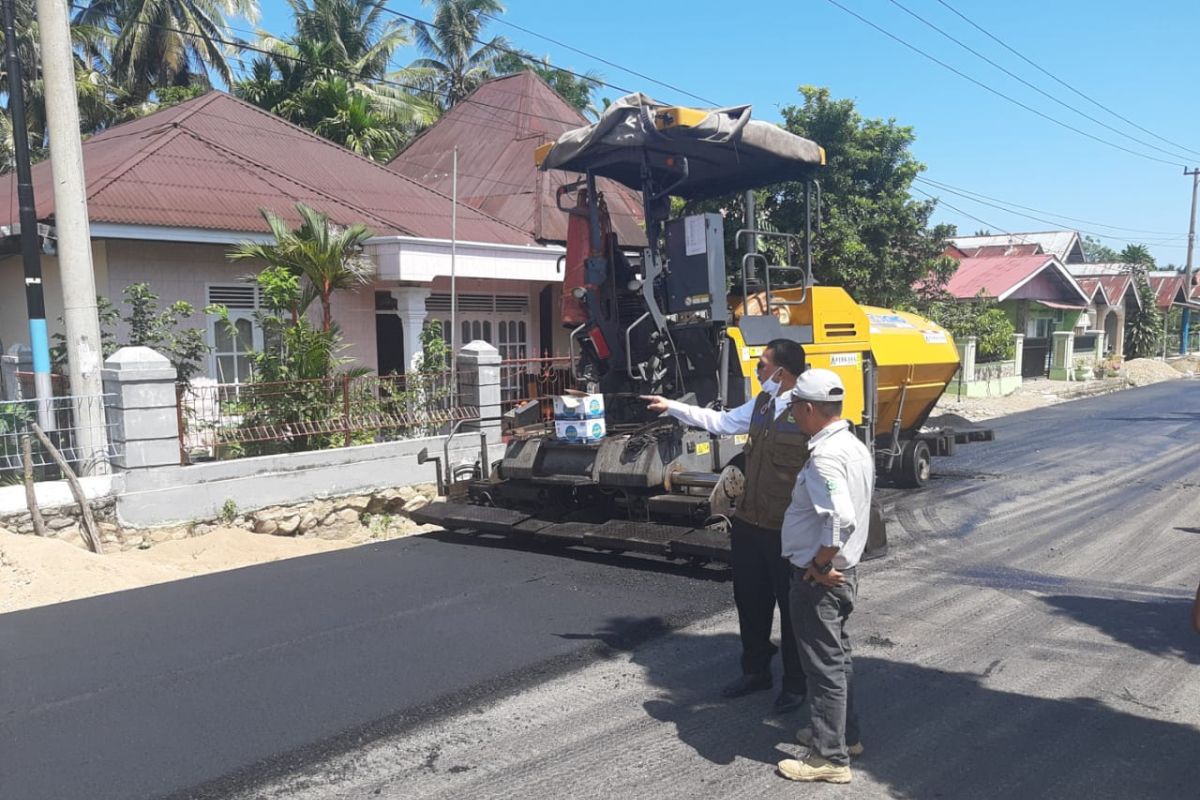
top-left (730, 288), bottom-right (958, 434)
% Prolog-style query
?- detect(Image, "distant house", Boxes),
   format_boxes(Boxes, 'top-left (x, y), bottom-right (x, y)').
top-left (1064, 264), bottom-right (1145, 358)
top-left (1147, 271), bottom-right (1200, 314)
top-left (0, 91), bottom-right (565, 382)
top-left (942, 253), bottom-right (1091, 376)
top-left (949, 230), bottom-right (1086, 265)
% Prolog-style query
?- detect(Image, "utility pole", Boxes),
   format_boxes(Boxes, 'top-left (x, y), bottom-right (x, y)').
top-left (2, 0), bottom-right (52, 429)
top-left (449, 145), bottom-right (458, 403)
top-left (35, 0), bottom-right (108, 474)
top-left (1182, 167), bottom-right (1199, 355)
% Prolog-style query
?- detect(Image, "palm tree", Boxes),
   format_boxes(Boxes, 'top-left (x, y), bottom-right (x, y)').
top-left (404, 0), bottom-right (509, 109)
top-left (234, 0), bottom-right (438, 160)
top-left (72, 0), bottom-right (258, 102)
top-left (230, 203), bottom-right (375, 333)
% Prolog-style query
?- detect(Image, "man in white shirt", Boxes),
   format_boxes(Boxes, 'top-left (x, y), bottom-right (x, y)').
top-left (775, 369), bottom-right (874, 785)
top-left (643, 338), bottom-right (809, 713)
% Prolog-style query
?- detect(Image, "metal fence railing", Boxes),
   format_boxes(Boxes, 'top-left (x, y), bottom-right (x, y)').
top-left (0, 394), bottom-right (117, 481)
top-left (177, 371), bottom-right (478, 463)
top-left (499, 356), bottom-right (579, 420)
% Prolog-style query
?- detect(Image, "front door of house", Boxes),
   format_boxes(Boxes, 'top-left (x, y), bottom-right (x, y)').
top-left (376, 313), bottom-right (406, 375)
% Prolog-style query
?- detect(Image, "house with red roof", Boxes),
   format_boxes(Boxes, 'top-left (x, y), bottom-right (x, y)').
top-left (940, 252), bottom-right (1092, 377)
top-left (0, 90), bottom-right (568, 382)
top-left (1065, 265), bottom-right (1146, 359)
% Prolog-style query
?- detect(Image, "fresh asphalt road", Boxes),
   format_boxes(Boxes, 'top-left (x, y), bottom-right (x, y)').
top-left (3, 381), bottom-right (1199, 799)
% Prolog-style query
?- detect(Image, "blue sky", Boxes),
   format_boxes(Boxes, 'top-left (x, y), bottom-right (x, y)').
top-left (246, 0), bottom-right (1200, 266)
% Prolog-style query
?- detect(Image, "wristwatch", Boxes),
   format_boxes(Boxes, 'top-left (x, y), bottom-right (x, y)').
top-left (813, 560), bottom-right (833, 575)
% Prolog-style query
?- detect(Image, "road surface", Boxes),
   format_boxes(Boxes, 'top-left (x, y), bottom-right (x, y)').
top-left (2, 381), bottom-right (1198, 799)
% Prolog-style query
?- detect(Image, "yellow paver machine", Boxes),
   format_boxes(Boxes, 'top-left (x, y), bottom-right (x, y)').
top-left (412, 94), bottom-right (992, 562)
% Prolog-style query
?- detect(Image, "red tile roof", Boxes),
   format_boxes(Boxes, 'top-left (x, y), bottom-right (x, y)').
top-left (0, 92), bottom-right (535, 245)
top-left (389, 72), bottom-right (645, 246)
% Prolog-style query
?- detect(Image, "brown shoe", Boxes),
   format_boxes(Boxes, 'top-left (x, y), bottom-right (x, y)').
top-left (777, 754), bottom-right (852, 784)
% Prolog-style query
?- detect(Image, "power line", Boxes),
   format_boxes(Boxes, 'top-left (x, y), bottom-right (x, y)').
top-left (916, 176), bottom-right (1183, 237)
top-left (934, 0), bottom-right (1200, 161)
top-left (822, 0), bottom-right (1183, 168)
top-left (886, 0), bottom-right (1195, 164)
top-left (913, 186), bottom-right (1018, 239)
top-left (376, 5), bottom-right (636, 97)
top-left (918, 179), bottom-right (1187, 249)
top-left (480, 12), bottom-right (719, 106)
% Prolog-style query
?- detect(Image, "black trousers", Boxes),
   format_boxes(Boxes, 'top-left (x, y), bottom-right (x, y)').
top-left (730, 516), bottom-right (806, 694)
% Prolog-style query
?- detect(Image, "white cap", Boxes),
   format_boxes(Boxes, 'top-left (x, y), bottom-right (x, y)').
top-left (790, 368), bottom-right (846, 402)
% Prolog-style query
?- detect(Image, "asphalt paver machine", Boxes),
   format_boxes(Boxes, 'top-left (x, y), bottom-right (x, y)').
top-left (411, 94), bottom-right (991, 562)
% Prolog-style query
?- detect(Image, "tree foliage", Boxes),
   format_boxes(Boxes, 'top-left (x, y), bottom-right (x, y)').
top-left (490, 52), bottom-right (601, 116)
top-left (52, 283), bottom-right (208, 380)
top-left (1118, 243), bottom-right (1155, 268)
top-left (229, 203), bottom-right (375, 333)
top-left (233, 0), bottom-right (438, 161)
top-left (403, 0), bottom-right (508, 110)
top-left (758, 87), bottom-right (956, 308)
top-left (73, 0), bottom-right (257, 102)
top-left (1082, 235), bottom-right (1119, 263)
top-left (1124, 267), bottom-right (1163, 359)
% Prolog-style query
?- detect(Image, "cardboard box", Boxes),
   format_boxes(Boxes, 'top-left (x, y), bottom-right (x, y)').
top-left (554, 418), bottom-right (607, 443)
top-left (552, 393), bottom-right (605, 420)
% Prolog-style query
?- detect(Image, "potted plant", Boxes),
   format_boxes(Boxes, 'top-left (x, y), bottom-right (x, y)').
top-left (1073, 358), bottom-right (1089, 381)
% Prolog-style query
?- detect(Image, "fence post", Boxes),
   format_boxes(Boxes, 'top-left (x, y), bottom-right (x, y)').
top-left (957, 336), bottom-right (977, 384)
top-left (102, 346), bottom-right (180, 471)
top-left (1012, 334), bottom-right (1025, 378)
top-left (341, 373), bottom-right (352, 446)
top-left (1049, 331), bottom-right (1074, 381)
top-left (457, 340), bottom-right (502, 441)
top-left (1093, 331), bottom-right (1106, 365)
top-left (1, 344), bottom-right (31, 400)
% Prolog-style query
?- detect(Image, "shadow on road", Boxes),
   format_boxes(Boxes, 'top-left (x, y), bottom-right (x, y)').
top-left (1041, 594), bottom-right (1199, 665)
top-left (568, 619), bottom-right (1200, 799)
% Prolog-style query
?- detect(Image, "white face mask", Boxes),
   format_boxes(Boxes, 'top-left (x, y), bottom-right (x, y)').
top-left (760, 368), bottom-right (783, 397)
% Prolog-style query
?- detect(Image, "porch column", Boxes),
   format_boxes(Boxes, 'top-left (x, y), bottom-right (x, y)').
top-left (1049, 331), bottom-right (1074, 381)
top-left (389, 286), bottom-right (431, 371)
top-left (1012, 334), bottom-right (1025, 377)
top-left (1114, 310), bottom-right (1126, 358)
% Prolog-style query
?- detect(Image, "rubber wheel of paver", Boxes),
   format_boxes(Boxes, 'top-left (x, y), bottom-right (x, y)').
top-left (895, 439), bottom-right (931, 488)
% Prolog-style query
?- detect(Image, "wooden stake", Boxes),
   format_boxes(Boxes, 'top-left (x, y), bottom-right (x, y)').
top-left (21, 434), bottom-right (47, 537)
top-left (30, 424), bottom-right (103, 554)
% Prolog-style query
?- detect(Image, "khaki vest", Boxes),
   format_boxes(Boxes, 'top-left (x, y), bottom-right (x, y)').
top-left (734, 392), bottom-right (810, 530)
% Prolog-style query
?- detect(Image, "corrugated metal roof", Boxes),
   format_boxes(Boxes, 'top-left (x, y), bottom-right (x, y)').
top-left (389, 71), bottom-right (645, 246)
top-left (949, 230), bottom-right (1084, 264)
top-left (1076, 277), bottom-right (1109, 304)
top-left (0, 92), bottom-right (536, 245)
top-left (945, 254), bottom-right (1089, 305)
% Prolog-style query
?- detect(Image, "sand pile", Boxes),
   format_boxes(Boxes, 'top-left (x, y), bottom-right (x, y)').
top-left (1168, 354), bottom-right (1200, 375)
top-left (0, 527), bottom-right (348, 614)
top-left (1122, 358), bottom-right (1183, 387)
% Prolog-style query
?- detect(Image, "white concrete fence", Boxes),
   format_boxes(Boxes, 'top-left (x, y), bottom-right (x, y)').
top-left (1, 341), bottom-right (505, 529)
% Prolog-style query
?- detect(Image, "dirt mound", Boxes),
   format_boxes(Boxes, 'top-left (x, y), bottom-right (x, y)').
top-left (1123, 358), bottom-right (1183, 387)
top-left (0, 527), bottom-right (347, 614)
top-left (1167, 354), bottom-right (1200, 375)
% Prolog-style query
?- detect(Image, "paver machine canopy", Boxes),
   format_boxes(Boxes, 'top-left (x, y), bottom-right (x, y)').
top-left (532, 93), bottom-right (827, 423)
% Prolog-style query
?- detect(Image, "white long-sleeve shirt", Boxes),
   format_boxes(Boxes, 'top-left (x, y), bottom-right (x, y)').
top-left (663, 393), bottom-right (791, 435)
top-left (781, 419), bottom-right (874, 570)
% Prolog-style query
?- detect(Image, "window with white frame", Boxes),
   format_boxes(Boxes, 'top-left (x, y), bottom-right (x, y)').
top-left (207, 284), bottom-right (265, 383)
top-left (425, 293), bottom-right (530, 360)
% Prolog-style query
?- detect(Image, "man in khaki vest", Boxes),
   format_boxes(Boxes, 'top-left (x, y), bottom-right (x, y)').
top-left (643, 339), bottom-right (809, 713)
